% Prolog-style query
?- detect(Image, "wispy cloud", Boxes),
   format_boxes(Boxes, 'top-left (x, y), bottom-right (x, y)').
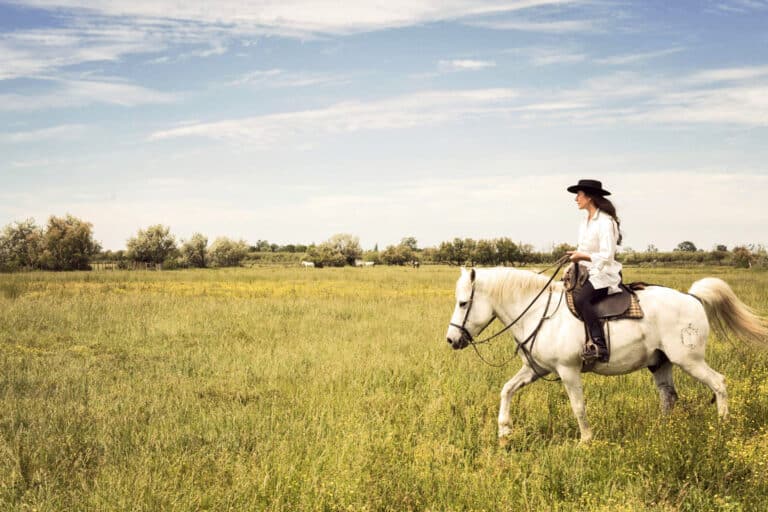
top-left (469, 18), bottom-right (599, 33)
top-left (505, 46), bottom-right (587, 65)
top-left (713, 0), bottom-right (768, 13)
top-left (438, 59), bottom-right (496, 72)
top-left (524, 66), bottom-right (768, 127)
top-left (0, 124), bottom-right (88, 143)
top-left (149, 63), bottom-right (768, 147)
top-left (0, 1), bottom-right (593, 86)
top-left (686, 65), bottom-right (768, 84)
top-left (150, 88), bottom-right (518, 143)
top-left (7, 1), bottom-right (585, 37)
top-left (595, 47), bottom-right (684, 65)
top-left (0, 78), bottom-right (176, 111)
top-left (0, 23), bottom-right (167, 80)
top-left (227, 69), bottom-right (350, 88)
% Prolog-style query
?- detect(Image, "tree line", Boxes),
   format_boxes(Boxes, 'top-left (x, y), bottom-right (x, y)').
top-left (1, 215), bottom-right (766, 272)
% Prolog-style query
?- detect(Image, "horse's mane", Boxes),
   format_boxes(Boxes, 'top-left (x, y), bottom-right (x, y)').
top-left (477, 267), bottom-right (563, 304)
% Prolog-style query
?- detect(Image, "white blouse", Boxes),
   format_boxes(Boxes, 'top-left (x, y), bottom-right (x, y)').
top-left (576, 208), bottom-right (622, 293)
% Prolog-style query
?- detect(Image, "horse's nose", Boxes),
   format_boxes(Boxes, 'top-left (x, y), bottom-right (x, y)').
top-left (446, 337), bottom-right (453, 344)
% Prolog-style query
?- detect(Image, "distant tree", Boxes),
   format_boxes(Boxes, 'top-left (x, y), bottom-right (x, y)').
top-left (552, 242), bottom-right (576, 260)
top-left (180, 233), bottom-right (208, 268)
top-left (126, 225), bottom-right (177, 265)
top-left (306, 241), bottom-right (345, 267)
top-left (0, 218), bottom-right (43, 271)
top-left (674, 241), bottom-right (697, 252)
top-left (646, 244), bottom-right (659, 253)
top-left (715, 244), bottom-right (728, 252)
top-left (208, 237), bottom-right (249, 267)
top-left (38, 215), bottom-right (101, 271)
top-left (435, 241), bottom-right (455, 265)
top-left (363, 249), bottom-right (382, 264)
top-left (381, 244), bottom-right (409, 265)
top-left (472, 239), bottom-right (497, 265)
top-left (496, 238), bottom-right (520, 265)
top-left (326, 234), bottom-right (363, 266)
top-left (400, 237), bottom-right (418, 251)
top-left (732, 246), bottom-right (753, 268)
top-left (518, 243), bottom-right (534, 264)
top-left (255, 240), bottom-right (271, 252)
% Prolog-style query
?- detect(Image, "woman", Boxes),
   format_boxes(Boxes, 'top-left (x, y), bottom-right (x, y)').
top-left (565, 179), bottom-right (623, 362)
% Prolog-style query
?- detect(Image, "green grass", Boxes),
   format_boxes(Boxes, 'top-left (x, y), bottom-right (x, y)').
top-left (1, 266), bottom-right (767, 511)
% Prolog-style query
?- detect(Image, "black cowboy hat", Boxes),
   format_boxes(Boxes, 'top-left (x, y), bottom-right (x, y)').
top-left (566, 179), bottom-right (611, 196)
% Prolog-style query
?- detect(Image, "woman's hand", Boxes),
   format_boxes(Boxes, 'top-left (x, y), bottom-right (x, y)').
top-left (567, 251), bottom-right (591, 262)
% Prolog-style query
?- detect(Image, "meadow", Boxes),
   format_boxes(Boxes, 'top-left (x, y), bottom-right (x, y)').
top-left (1, 265), bottom-right (767, 511)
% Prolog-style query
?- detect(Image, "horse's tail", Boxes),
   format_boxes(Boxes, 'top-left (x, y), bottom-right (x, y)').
top-left (688, 277), bottom-right (768, 346)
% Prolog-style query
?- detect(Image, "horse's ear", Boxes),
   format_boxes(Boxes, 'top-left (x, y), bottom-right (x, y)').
top-left (460, 266), bottom-right (467, 276)
top-left (470, 268), bottom-right (476, 282)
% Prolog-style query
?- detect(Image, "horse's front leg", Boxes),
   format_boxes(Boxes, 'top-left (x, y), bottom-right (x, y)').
top-left (498, 365), bottom-right (539, 443)
top-left (558, 365), bottom-right (593, 443)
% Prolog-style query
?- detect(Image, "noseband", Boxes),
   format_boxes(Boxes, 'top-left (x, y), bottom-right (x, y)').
top-left (449, 281), bottom-right (496, 343)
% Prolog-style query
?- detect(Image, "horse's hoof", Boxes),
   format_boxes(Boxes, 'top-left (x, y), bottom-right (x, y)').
top-left (498, 435), bottom-right (513, 449)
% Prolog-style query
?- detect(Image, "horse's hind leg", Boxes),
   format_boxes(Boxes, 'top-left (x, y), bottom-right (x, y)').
top-left (498, 365), bottom-right (539, 442)
top-left (677, 359), bottom-right (729, 418)
top-left (649, 360), bottom-right (678, 414)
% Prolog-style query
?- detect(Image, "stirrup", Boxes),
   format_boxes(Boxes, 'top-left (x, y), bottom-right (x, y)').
top-left (582, 341), bottom-right (609, 363)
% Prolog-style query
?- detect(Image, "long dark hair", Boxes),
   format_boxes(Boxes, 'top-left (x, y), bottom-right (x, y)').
top-left (589, 194), bottom-right (622, 245)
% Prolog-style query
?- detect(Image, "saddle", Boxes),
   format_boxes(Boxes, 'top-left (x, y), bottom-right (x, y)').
top-left (563, 263), bottom-right (644, 321)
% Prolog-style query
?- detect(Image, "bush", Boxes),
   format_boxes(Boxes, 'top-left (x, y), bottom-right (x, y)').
top-left (38, 215), bottom-right (101, 271)
top-left (126, 225), bottom-right (177, 265)
top-left (208, 237), bottom-right (249, 267)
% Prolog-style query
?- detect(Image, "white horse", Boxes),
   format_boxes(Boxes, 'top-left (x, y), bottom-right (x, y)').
top-left (445, 267), bottom-right (768, 444)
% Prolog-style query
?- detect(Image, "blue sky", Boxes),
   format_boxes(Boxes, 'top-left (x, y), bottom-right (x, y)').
top-left (1, 0), bottom-right (767, 251)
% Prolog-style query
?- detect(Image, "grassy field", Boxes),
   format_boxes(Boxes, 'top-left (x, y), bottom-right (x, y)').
top-left (1, 265), bottom-right (767, 511)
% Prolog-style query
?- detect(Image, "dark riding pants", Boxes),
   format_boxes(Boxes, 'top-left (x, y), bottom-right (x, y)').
top-left (573, 279), bottom-right (609, 341)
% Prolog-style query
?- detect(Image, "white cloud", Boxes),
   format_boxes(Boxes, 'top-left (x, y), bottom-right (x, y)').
top-left (7, 1), bottom-right (585, 37)
top-left (0, 124), bottom-right (88, 143)
top-left (636, 85), bottom-right (768, 125)
top-left (150, 88), bottom-right (518, 143)
top-left (469, 18), bottom-right (598, 33)
top-left (713, 0), bottom-right (768, 13)
top-left (148, 63), bottom-right (768, 146)
top-left (0, 23), bottom-right (167, 80)
top-left (505, 46), bottom-right (587, 65)
top-left (438, 59), bottom-right (497, 71)
top-left (0, 78), bottom-right (176, 111)
top-left (227, 69), bottom-right (350, 88)
top-left (512, 67), bottom-right (768, 127)
top-left (595, 47), bottom-right (684, 65)
top-left (686, 65), bottom-right (768, 84)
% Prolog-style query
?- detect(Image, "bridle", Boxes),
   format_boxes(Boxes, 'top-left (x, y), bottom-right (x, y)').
top-left (449, 256), bottom-right (569, 346)
top-left (448, 276), bottom-right (489, 344)
top-left (448, 256), bottom-right (570, 375)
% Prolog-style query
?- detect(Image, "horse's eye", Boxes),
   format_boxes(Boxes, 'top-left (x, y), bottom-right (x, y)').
top-left (459, 301), bottom-right (468, 308)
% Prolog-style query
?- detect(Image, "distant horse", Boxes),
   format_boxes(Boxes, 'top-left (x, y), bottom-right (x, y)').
top-left (301, 261), bottom-right (315, 268)
top-left (445, 267), bottom-right (767, 444)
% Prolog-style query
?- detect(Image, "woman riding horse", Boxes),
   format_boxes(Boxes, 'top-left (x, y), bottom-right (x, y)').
top-left (565, 179), bottom-right (622, 363)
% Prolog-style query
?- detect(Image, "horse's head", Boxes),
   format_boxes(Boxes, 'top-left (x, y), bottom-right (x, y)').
top-left (446, 267), bottom-right (496, 350)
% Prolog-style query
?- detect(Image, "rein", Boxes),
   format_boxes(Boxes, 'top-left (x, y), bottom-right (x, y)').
top-left (458, 255), bottom-right (569, 378)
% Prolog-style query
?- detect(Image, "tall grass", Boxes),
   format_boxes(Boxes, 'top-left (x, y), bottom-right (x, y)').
top-left (0, 266), bottom-right (767, 511)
